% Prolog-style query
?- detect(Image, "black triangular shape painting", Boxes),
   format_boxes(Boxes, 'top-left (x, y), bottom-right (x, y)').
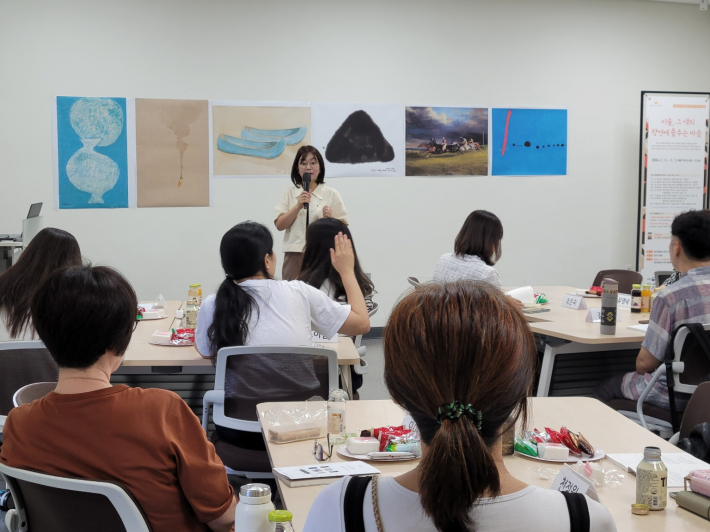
top-left (325, 110), bottom-right (395, 164)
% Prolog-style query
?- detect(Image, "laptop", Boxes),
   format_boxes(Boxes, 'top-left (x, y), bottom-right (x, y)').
top-left (0, 203), bottom-right (42, 242)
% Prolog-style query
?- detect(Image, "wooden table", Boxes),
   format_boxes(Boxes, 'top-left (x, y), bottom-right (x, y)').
top-left (119, 301), bottom-right (361, 397)
top-left (519, 286), bottom-right (647, 396)
top-left (258, 398), bottom-right (708, 532)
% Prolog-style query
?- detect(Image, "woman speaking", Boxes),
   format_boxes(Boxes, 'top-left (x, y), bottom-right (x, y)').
top-left (274, 146), bottom-right (348, 280)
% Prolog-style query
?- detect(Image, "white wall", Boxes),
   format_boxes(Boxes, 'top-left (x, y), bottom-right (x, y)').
top-left (1, 0), bottom-right (709, 327)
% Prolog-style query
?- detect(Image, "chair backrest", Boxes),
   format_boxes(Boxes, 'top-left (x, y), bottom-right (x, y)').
top-left (591, 269), bottom-right (643, 294)
top-left (655, 270), bottom-right (674, 286)
top-left (0, 462), bottom-right (151, 532)
top-left (354, 302), bottom-right (379, 350)
top-left (407, 276), bottom-right (422, 288)
top-left (212, 345), bottom-right (339, 432)
top-left (671, 323), bottom-right (710, 395)
top-left (13, 381), bottom-right (58, 408)
top-left (0, 341), bottom-right (58, 415)
top-left (679, 382), bottom-right (710, 441)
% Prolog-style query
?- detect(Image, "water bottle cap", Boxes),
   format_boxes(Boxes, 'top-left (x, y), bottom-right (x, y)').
top-left (268, 510), bottom-right (293, 522)
top-left (239, 483), bottom-right (271, 498)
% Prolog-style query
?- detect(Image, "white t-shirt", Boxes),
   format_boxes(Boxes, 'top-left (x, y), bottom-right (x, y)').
top-left (304, 477), bottom-right (616, 532)
top-left (195, 279), bottom-right (351, 357)
top-left (274, 184), bottom-right (348, 252)
top-left (433, 253), bottom-right (501, 287)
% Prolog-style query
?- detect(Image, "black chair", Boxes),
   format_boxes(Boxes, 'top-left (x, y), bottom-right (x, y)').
top-left (612, 323), bottom-right (710, 439)
top-left (591, 269), bottom-right (643, 295)
top-left (0, 341), bottom-right (58, 416)
top-left (202, 345), bottom-right (338, 479)
top-left (0, 462), bottom-right (151, 532)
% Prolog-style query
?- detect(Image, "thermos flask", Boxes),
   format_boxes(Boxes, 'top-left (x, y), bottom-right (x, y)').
top-left (600, 278), bottom-right (618, 335)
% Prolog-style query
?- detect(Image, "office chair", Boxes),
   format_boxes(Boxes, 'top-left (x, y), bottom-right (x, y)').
top-left (13, 381), bottom-right (58, 408)
top-left (0, 341), bottom-right (58, 416)
top-left (0, 462), bottom-right (151, 532)
top-left (591, 269), bottom-right (643, 295)
top-left (202, 345), bottom-right (338, 479)
top-left (655, 270), bottom-right (674, 286)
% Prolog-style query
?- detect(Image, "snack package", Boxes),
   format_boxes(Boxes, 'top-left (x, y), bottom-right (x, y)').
top-left (685, 470), bottom-right (710, 497)
top-left (260, 400), bottom-right (327, 444)
top-left (384, 434), bottom-right (422, 457)
top-left (373, 426), bottom-right (411, 452)
top-left (514, 437), bottom-right (537, 457)
top-left (170, 328), bottom-right (195, 346)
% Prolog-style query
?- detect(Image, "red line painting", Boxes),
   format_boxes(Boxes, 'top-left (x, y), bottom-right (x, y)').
top-left (501, 110), bottom-right (512, 156)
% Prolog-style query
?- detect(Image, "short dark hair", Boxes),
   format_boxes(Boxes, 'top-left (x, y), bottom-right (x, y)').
top-left (290, 145), bottom-right (325, 188)
top-left (31, 265), bottom-right (137, 369)
top-left (672, 210), bottom-right (710, 261)
top-left (453, 210), bottom-right (503, 266)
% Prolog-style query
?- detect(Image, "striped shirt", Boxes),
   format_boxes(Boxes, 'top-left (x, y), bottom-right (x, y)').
top-left (433, 253), bottom-right (501, 287)
top-left (622, 265), bottom-right (710, 408)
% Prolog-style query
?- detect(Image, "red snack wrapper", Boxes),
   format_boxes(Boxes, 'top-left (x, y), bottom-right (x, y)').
top-left (170, 328), bottom-right (195, 346)
top-left (373, 425), bottom-right (411, 452)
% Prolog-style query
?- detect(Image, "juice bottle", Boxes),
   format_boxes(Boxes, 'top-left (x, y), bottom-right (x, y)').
top-left (641, 284), bottom-right (652, 313)
top-left (631, 284), bottom-right (642, 313)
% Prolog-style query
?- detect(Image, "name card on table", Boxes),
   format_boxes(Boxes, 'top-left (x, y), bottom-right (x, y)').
top-left (551, 464), bottom-right (600, 502)
top-left (586, 308), bottom-right (622, 323)
top-left (617, 293), bottom-right (632, 308)
top-left (561, 293), bottom-right (588, 310)
top-left (312, 330), bottom-right (338, 344)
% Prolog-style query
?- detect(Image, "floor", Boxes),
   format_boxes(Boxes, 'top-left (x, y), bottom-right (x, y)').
top-left (0, 339), bottom-right (388, 530)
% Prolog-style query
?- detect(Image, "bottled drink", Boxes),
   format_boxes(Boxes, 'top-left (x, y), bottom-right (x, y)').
top-left (234, 484), bottom-right (275, 532)
top-left (631, 284), bottom-right (642, 313)
top-left (600, 278), bottom-right (618, 335)
top-left (184, 300), bottom-right (198, 329)
top-left (636, 446), bottom-right (667, 510)
top-left (268, 510), bottom-right (295, 532)
top-left (650, 287), bottom-right (661, 313)
top-left (327, 389), bottom-right (347, 444)
top-left (188, 283), bottom-right (202, 306)
top-left (641, 284), bottom-right (652, 313)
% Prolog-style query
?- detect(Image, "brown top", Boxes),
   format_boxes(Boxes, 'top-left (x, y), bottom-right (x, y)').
top-left (0, 385), bottom-right (234, 532)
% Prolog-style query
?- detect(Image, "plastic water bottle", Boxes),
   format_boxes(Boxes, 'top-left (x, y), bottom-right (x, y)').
top-left (269, 510), bottom-right (295, 532)
top-left (234, 484), bottom-right (275, 532)
top-left (327, 389), bottom-right (347, 444)
top-left (600, 278), bottom-right (618, 335)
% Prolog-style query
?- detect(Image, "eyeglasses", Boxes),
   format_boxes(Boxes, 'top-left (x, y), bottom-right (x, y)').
top-left (299, 159), bottom-right (319, 167)
top-left (313, 433), bottom-right (333, 461)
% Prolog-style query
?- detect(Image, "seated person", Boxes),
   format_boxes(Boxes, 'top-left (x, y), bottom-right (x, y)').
top-left (298, 218), bottom-right (374, 396)
top-left (195, 221), bottom-right (369, 359)
top-left (594, 210), bottom-right (710, 410)
top-left (304, 281), bottom-right (616, 531)
top-left (0, 227), bottom-right (81, 341)
top-left (0, 265), bottom-right (236, 532)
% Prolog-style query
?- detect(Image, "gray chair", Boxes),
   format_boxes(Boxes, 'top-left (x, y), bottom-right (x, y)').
top-left (13, 381), bottom-right (58, 407)
top-left (615, 323), bottom-right (710, 439)
top-left (655, 270), bottom-right (674, 286)
top-left (591, 269), bottom-right (643, 294)
top-left (0, 462), bottom-right (151, 532)
top-left (0, 341), bottom-right (58, 416)
top-left (202, 345), bottom-right (338, 479)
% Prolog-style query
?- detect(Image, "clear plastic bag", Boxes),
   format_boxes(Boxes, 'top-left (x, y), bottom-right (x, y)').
top-left (259, 398), bottom-right (327, 444)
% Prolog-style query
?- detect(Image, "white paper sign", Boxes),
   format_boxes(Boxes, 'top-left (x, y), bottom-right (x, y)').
top-left (551, 464), bottom-right (600, 502)
top-left (561, 293), bottom-right (588, 310)
top-left (154, 293), bottom-right (167, 310)
top-left (617, 293), bottom-right (632, 308)
top-left (586, 308), bottom-right (602, 323)
top-left (312, 330), bottom-right (338, 344)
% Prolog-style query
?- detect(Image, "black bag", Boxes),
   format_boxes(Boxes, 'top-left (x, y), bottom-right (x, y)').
top-left (678, 422), bottom-right (710, 463)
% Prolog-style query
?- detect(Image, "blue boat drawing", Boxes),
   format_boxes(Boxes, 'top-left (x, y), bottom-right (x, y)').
top-left (217, 134), bottom-right (286, 158)
top-left (240, 126), bottom-right (307, 145)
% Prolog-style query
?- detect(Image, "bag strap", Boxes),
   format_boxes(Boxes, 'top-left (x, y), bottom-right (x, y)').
top-left (343, 476), bottom-right (372, 532)
top-left (561, 491), bottom-right (590, 532)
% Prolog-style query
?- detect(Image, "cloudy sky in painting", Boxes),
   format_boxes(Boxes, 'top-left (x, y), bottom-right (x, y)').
top-left (405, 107), bottom-right (488, 149)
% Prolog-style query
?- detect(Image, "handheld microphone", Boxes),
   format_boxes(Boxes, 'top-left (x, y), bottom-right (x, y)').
top-left (302, 172), bottom-right (311, 210)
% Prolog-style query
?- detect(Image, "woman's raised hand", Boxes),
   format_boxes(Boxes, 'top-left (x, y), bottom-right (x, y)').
top-left (330, 232), bottom-right (355, 275)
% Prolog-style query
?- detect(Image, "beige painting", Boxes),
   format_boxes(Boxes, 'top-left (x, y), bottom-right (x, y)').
top-left (212, 105), bottom-right (311, 176)
top-left (136, 99), bottom-right (209, 207)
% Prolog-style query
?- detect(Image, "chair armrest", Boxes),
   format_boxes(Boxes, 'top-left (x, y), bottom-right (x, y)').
top-left (637, 364), bottom-right (666, 430)
top-left (202, 390), bottom-right (224, 430)
top-left (0, 414), bottom-right (6, 433)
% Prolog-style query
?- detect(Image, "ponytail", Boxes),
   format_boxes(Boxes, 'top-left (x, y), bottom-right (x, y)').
top-left (206, 278), bottom-right (259, 364)
top-left (417, 416), bottom-right (499, 532)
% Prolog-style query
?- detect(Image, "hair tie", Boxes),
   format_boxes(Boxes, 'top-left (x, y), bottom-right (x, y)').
top-left (436, 401), bottom-right (483, 431)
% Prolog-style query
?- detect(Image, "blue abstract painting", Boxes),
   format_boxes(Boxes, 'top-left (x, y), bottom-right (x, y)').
top-left (491, 108), bottom-right (567, 176)
top-left (56, 96), bottom-right (128, 208)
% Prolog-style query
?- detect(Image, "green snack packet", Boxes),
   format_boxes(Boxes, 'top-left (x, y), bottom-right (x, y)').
top-left (514, 437), bottom-right (537, 457)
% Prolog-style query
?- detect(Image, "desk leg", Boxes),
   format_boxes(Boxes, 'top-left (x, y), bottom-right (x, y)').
top-left (536, 343), bottom-right (557, 397)
top-left (339, 364), bottom-right (354, 400)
